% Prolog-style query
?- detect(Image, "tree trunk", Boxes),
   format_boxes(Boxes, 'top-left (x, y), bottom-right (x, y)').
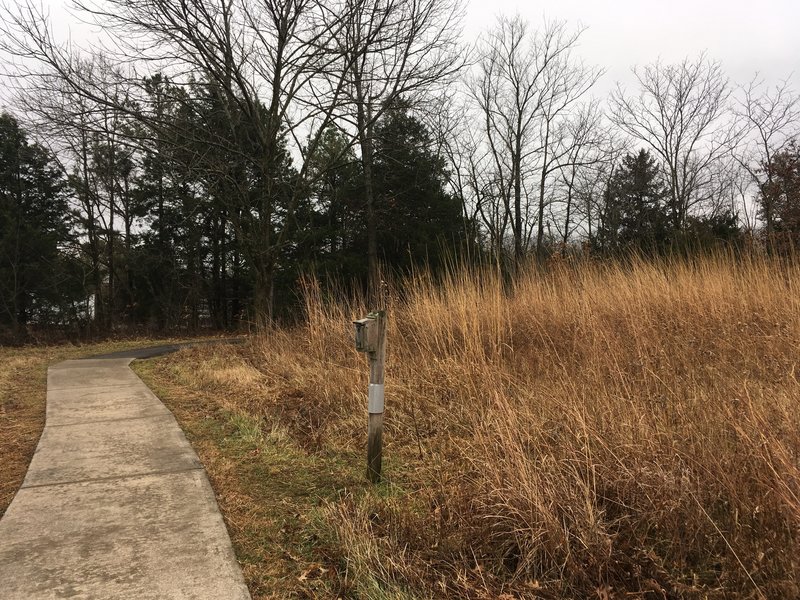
top-left (107, 137), bottom-right (116, 330)
top-left (513, 122), bottom-right (523, 269)
top-left (253, 262), bottom-right (274, 329)
top-left (562, 171), bottom-right (576, 250)
top-left (536, 124), bottom-right (551, 260)
top-left (232, 241), bottom-right (241, 327)
top-left (211, 214), bottom-right (222, 328)
top-left (363, 129), bottom-right (380, 298)
top-left (220, 211), bottom-right (228, 328)
top-left (354, 72), bottom-right (380, 300)
top-left (80, 134), bottom-right (103, 331)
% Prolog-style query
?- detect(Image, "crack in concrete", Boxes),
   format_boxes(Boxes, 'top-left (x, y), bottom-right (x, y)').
top-left (20, 466), bottom-right (205, 490)
top-left (45, 413), bottom-right (172, 428)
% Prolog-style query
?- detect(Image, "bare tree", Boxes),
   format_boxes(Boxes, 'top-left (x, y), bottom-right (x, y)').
top-left (735, 76), bottom-right (800, 235)
top-left (544, 102), bottom-right (608, 249)
top-left (447, 112), bottom-right (511, 265)
top-left (1, 0), bottom-right (353, 325)
top-left (329, 0), bottom-right (466, 294)
top-left (468, 16), bottom-right (602, 267)
top-left (425, 93), bottom-right (488, 262)
top-left (550, 105), bottom-right (613, 248)
top-left (7, 55), bottom-right (134, 329)
top-left (610, 55), bottom-right (741, 231)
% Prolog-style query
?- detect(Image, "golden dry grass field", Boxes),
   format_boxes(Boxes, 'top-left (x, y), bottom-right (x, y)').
top-left (87, 257), bottom-right (800, 598)
top-left (0, 258), bottom-right (800, 600)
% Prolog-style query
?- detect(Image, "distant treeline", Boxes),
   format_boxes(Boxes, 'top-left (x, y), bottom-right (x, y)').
top-left (0, 1), bottom-right (798, 338)
top-left (0, 99), bottom-right (463, 337)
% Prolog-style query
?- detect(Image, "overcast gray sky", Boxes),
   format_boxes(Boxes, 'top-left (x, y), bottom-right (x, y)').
top-left (464, 0), bottom-right (800, 95)
top-left (5, 0), bottom-right (800, 102)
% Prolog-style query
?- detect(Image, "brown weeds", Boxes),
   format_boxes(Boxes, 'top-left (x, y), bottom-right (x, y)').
top-left (295, 256), bottom-right (800, 598)
top-left (149, 256), bottom-right (800, 599)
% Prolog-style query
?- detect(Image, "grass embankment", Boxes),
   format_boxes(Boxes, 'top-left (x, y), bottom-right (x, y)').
top-left (0, 337), bottom-right (221, 517)
top-left (135, 256), bottom-right (800, 599)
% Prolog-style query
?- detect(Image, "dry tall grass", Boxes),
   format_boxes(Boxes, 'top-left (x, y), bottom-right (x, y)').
top-left (239, 255), bottom-right (800, 598)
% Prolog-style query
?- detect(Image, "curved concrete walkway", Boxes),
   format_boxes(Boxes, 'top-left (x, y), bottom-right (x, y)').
top-left (0, 349), bottom-right (250, 599)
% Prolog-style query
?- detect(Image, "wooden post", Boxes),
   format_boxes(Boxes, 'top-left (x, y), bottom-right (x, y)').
top-left (366, 310), bottom-right (386, 483)
top-left (353, 310), bottom-right (387, 483)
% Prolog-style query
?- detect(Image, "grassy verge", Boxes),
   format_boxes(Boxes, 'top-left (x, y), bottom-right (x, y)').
top-left (0, 337), bottom-right (221, 517)
top-left (134, 256), bottom-right (800, 599)
top-left (134, 351), bottom-right (374, 599)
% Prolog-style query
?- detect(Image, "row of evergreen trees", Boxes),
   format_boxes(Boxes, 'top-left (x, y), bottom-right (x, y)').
top-left (2, 81), bottom-right (798, 337)
top-left (0, 84), bottom-right (463, 336)
top-left (0, 113), bottom-right (73, 332)
top-left (594, 150), bottom-right (740, 256)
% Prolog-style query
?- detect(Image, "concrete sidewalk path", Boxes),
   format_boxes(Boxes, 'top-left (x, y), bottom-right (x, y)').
top-left (0, 350), bottom-right (251, 599)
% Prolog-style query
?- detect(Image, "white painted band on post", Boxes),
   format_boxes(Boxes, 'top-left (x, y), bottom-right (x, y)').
top-left (368, 383), bottom-right (384, 414)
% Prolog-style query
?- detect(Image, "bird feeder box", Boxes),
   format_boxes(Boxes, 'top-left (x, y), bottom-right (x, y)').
top-left (353, 314), bottom-right (379, 353)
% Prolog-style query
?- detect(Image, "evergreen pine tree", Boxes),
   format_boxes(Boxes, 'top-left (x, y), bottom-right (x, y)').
top-left (0, 112), bottom-right (73, 333)
top-left (596, 149), bottom-right (670, 255)
top-left (372, 101), bottom-right (464, 272)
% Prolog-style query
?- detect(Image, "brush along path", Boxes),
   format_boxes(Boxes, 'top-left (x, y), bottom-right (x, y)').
top-left (0, 349), bottom-right (250, 600)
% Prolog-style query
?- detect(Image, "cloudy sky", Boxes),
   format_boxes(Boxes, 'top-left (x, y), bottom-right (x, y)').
top-left (4, 0), bottom-right (799, 102)
top-left (464, 0), bottom-right (800, 95)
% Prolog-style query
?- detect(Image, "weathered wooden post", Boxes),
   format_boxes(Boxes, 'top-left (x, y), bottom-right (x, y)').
top-left (353, 310), bottom-right (387, 483)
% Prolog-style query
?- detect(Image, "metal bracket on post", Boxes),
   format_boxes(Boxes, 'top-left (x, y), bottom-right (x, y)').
top-left (368, 383), bottom-right (384, 413)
